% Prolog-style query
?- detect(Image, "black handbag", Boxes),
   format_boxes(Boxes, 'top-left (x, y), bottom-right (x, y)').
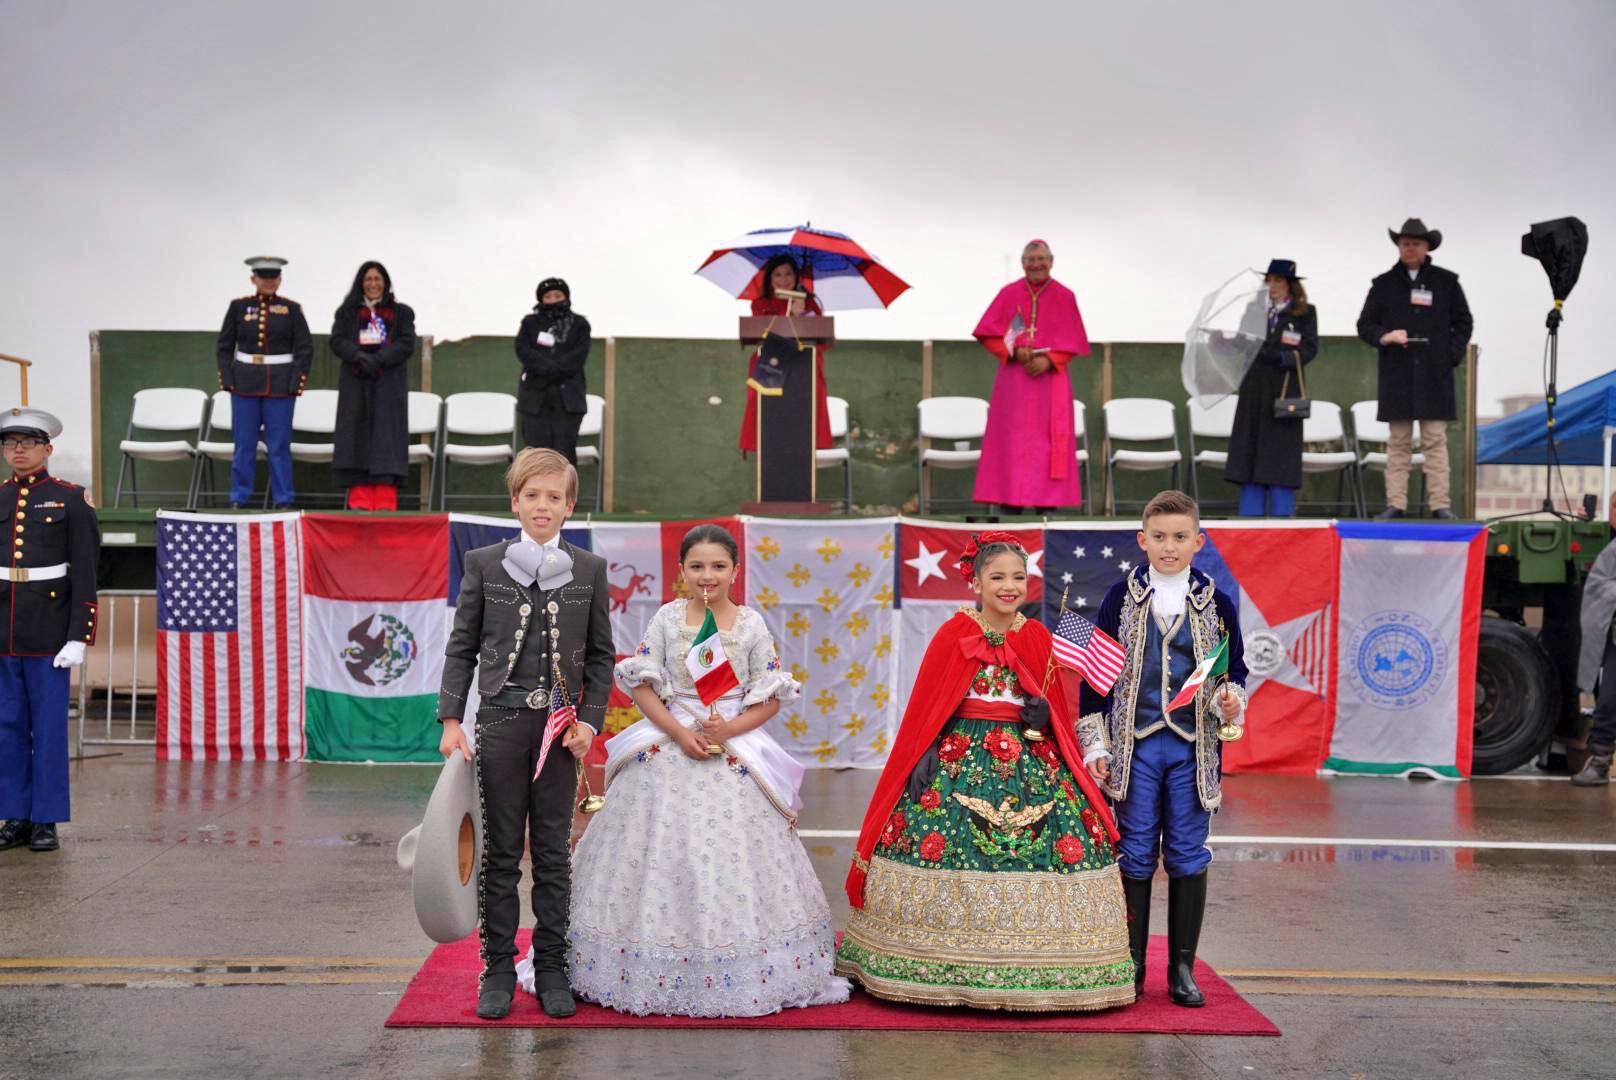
top-left (1273, 350), bottom-right (1311, 420)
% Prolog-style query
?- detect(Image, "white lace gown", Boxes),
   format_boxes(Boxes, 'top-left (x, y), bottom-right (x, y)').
top-left (560, 601), bottom-right (850, 1017)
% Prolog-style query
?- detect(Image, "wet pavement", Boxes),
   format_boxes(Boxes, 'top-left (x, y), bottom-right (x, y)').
top-left (1, 751), bottom-right (1612, 1079)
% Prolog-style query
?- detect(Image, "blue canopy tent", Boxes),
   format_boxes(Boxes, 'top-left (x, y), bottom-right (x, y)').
top-left (1476, 369), bottom-right (1616, 517)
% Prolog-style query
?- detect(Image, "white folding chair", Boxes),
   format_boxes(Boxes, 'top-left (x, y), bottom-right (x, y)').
top-left (194, 390), bottom-right (269, 507)
top-left (574, 393), bottom-right (606, 511)
top-left (1301, 402), bottom-right (1364, 516)
top-left (288, 389), bottom-right (340, 465)
top-left (1073, 400), bottom-right (1093, 513)
top-left (1185, 397), bottom-right (1238, 507)
top-left (438, 391), bottom-right (518, 509)
top-left (115, 387), bottom-right (209, 509)
top-left (816, 395), bottom-right (853, 511)
top-left (1350, 400), bottom-right (1426, 514)
top-left (917, 396), bottom-right (989, 513)
top-left (1103, 397), bottom-right (1183, 513)
top-left (262, 389), bottom-right (340, 508)
top-left (406, 391), bottom-right (444, 509)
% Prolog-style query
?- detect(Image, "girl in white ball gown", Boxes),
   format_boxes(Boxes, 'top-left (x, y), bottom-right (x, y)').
top-left (540, 523), bottom-right (849, 1017)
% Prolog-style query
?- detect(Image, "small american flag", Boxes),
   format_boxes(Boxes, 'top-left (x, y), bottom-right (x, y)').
top-left (532, 683), bottom-right (578, 781)
top-left (1052, 608), bottom-right (1126, 694)
top-left (156, 512), bottom-right (302, 760)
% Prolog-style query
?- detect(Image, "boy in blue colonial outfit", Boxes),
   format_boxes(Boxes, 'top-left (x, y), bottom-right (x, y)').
top-left (1077, 490), bottom-right (1246, 1007)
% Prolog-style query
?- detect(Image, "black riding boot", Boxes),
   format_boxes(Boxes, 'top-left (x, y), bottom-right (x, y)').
top-left (1167, 870), bottom-right (1208, 1007)
top-left (1121, 875), bottom-right (1152, 995)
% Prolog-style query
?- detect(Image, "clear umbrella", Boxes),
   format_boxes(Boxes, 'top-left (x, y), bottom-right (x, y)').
top-left (1183, 270), bottom-right (1267, 405)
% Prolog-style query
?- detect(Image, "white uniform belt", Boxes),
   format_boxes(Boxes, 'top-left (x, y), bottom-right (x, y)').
top-left (0, 563), bottom-right (67, 583)
top-left (235, 350), bottom-right (293, 366)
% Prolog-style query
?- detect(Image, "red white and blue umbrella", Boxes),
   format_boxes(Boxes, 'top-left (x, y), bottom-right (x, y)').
top-left (694, 225), bottom-right (910, 311)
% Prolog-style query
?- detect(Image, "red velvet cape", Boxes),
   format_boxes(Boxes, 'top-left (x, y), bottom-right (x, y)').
top-left (845, 610), bottom-right (1120, 908)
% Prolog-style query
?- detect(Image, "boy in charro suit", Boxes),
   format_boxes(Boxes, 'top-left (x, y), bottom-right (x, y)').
top-left (1077, 490), bottom-right (1246, 1007)
top-left (437, 448), bottom-right (613, 1019)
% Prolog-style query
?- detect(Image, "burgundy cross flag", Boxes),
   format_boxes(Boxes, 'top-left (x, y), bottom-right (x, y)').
top-left (1051, 609), bottom-right (1126, 694)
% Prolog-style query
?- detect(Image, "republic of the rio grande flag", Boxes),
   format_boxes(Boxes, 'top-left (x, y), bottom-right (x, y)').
top-left (687, 606), bottom-right (739, 705)
top-left (302, 514), bottom-right (448, 762)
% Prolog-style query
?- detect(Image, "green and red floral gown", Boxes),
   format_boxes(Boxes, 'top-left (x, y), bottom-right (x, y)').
top-left (837, 611), bottom-right (1134, 1010)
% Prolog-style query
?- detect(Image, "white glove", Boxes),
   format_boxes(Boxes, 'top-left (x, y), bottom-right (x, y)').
top-left (536, 331), bottom-right (556, 347)
top-left (53, 641), bottom-right (86, 668)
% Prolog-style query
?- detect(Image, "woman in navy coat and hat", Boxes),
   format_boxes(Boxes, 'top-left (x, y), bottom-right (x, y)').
top-left (1223, 259), bottom-right (1317, 517)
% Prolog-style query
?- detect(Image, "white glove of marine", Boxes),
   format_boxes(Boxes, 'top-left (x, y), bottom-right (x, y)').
top-left (536, 331), bottom-right (556, 348)
top-left (53, 641), bottom-right (86, 668)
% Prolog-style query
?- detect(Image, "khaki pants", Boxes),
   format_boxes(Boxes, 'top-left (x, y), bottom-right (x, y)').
top-left (1385, 419), bottom-right (1449, 510)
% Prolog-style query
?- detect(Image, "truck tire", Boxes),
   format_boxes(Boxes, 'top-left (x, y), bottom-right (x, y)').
top-left (1472, 615), bottom-right (1561, 775)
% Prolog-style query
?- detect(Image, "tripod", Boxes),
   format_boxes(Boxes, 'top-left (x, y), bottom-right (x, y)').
top-left (1541, 301), bottom-right (1570, 516)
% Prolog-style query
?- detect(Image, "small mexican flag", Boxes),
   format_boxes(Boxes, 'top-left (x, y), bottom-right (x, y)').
top-left (686, 606), bottom-right (739, 705)
top-left (1166, 634), bottom-right (1230, 713)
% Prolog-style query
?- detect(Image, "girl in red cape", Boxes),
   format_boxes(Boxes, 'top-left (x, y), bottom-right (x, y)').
top-left (738, 254), bottom-right (834, 455)
top-left (835, 534), bottom-right (1134, 1011)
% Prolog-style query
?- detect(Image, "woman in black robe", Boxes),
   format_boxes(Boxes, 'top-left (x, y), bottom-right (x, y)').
top-left (330, 261), bottom-right (416, 510)
top-left (1223, 259), bottom-right (1317, 517)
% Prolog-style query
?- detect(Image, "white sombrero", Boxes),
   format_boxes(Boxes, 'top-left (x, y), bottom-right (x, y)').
top-left (396, 756), bottom-right (483, 943)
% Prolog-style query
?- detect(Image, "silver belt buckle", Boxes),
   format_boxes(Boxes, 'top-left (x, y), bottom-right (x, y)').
top-left (525, 687), bottom-right (548, 710)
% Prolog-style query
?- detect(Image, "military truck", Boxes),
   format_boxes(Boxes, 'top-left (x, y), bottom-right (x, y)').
top-left (1473, 516), bottom-right (1609, 774)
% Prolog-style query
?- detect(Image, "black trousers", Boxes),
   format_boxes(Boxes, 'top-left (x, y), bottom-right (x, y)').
top-left (474, 706), bottom-right (575, 995)
top-left (1589, 637), bottom-right (1616, 753)
top-left (520, 408), bottom-right (584, 466)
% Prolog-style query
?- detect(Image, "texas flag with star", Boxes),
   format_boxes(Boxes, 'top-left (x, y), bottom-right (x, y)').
top-left (896, 520), bottom-right (1045, 703)
top-left (1043, 521), bottom-right (1338, 775)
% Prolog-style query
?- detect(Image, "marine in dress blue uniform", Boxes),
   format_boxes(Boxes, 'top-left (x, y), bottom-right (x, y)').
top-left (1079, 562), bottom-right (1247, 1006)
top-left (214, 256), bottom-right (313, 508)
top-left (0, 408), bottom-right (99, 854)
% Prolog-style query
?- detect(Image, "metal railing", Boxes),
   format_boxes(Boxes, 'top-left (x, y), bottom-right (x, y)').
top-left (75, 589), bottom-right (157, 752)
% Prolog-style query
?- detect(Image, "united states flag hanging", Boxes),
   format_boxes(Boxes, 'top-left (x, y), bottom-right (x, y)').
top-left (155, 511), bottom-right (303, 760)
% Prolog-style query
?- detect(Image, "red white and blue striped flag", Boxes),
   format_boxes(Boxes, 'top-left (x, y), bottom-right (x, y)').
top-left (1051, 608), bottom-right (1126, 694)
top-left (155, 511), bottom-right (303, 760)
top-left (532, 684), bottom-right (578, 781)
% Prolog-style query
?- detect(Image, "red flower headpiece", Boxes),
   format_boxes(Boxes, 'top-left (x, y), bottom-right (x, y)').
top-left (956, 531), bottom-right (1027, 583)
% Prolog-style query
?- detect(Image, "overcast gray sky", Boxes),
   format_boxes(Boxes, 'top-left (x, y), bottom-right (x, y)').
top-left (3, 0), bottom-right (1612, 488)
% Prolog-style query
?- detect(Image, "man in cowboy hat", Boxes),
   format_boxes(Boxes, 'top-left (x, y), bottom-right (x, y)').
top-left (0, 408), bottom-right (98, 854)
top-left (1356, 219), bottom-right (1474, 519)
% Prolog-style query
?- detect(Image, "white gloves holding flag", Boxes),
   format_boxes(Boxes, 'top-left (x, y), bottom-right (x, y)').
top-left (53, 641), bottom-right (86, 668)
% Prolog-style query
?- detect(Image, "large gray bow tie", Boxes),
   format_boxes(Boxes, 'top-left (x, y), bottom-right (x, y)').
top-left (503, 540), bottom-right (574, 591)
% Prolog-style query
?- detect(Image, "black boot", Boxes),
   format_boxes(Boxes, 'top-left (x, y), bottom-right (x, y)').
top-left (1571, 749), bottom-right (1612, 787)
top-left (0, 819), bottom-right (32, 851)
top-left (28, 823), bottom-right (59, 852)
top-left (1121, 875), bottom-right (1153, 995)
top-left (1167, 870), bottom-right (1208, 1007)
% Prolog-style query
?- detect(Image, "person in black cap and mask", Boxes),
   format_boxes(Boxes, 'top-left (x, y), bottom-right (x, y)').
top-left (215, 256), bottom-right (314, 509)
top-left (515, 278), bottom-right (592, 464)
top-left (0, 407), bottom-right (98, 854)
top-left (1224, 259), bottom-right (1318, 517)
top-left (1356, 219), bottom-right (1473, 519)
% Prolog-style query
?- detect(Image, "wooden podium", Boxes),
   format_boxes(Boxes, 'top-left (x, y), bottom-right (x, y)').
top-left (740, 314), bottom-right (834, 513)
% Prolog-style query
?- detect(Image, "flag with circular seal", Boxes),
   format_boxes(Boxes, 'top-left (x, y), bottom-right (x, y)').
top-left (302, 514), bottom-right (449, 762)
top-left (686, 606), bottom-right (739, 705)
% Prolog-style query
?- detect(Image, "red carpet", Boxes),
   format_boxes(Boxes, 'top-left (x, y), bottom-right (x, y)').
top-left (384, 931), bottom-right (1278, 1035)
